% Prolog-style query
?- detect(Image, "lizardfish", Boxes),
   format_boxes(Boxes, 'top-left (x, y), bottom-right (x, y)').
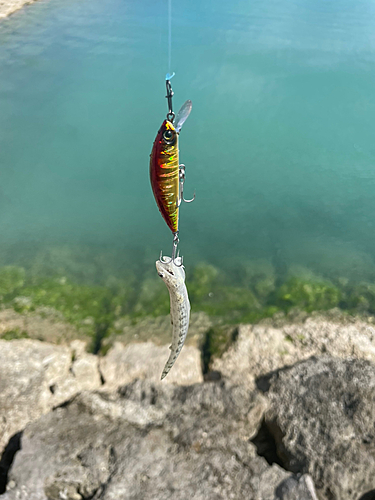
top-left (156, 256), bottom-right (190, 379)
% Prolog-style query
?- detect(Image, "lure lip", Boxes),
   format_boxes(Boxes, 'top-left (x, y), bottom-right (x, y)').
top-left (174, 100), bottom-right (192, 133)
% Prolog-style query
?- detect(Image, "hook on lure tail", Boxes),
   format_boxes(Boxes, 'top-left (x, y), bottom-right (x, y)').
top-left (149, 77), bottom-right (195, 266)
top-left (159, 231), bottom-right (182, 266)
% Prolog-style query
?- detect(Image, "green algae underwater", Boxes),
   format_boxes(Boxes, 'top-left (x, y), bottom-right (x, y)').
top-left (0, 0), bottom-right (375, 360)
top-left (0, 244), bottom-right (375, 365)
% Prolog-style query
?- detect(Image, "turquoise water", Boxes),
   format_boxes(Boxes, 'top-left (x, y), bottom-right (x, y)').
top-left (1, 0), bottom-right (375, 282)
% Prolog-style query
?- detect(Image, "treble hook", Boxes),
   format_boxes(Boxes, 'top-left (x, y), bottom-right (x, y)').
top-left (160, 232), bottom-right (184, 267)
top-left (166, 79), bottom-right (175, 123)
top-left (177, 164), bottom-right (195, 207)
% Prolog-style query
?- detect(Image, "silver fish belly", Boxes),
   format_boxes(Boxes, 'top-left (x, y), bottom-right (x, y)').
top-left (155, 257), bottom-right (191, 380)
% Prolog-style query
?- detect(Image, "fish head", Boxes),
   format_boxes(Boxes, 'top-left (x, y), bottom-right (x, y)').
top-left (156, 257), bottom-right (185, 288)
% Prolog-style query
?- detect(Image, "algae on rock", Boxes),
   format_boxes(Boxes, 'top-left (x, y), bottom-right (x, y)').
top-left (0, 266), bottom-right (25, 297)
top-left (277, 277), bottom-right (341, 312)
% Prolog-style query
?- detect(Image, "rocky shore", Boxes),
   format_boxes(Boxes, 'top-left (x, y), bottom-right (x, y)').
top-left (0, 0), bottom-right (38, 18)
top-left (0, 316), bottom-right (374, 499)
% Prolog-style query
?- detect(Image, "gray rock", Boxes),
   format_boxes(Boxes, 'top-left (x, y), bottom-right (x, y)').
top-left (99, 341), bottom-right (204, 387)
top-left (0, 335), bottom-right (204, 460)
top-left (213, 319), bottom-right (375, 388)
top-left (264, 356), bottom-right (375, 500)
top-left (3, 324), bottom-right (374, 500)
top-left (4, 379), bottom-right (290, 500)
top-left (274, 474), bottom-right (318, 500)
top-left (0, 339), bottom-right (101, 455)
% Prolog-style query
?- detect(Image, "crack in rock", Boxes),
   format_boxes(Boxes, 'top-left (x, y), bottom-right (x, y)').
top-left (0, 432), bottom-right (22, 494)
top-left (251, 418), bottom-right (287, 470)
top-left (359, 491), bottom-right (375, 500)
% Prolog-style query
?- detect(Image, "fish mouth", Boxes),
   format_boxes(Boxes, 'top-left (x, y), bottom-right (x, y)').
top-left (156, 259), bottom-right (178, 281)
top-left (155, 260), bottom-right (166, 275)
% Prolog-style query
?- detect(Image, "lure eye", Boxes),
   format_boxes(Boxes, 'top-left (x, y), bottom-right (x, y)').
top-left (163, 129), bottom-right (176, 145)
top-left (158, 273), bottom-right (164, 278)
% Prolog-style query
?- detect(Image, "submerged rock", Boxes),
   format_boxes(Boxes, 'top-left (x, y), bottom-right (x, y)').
top-left (347, 282), bottom-right (375, 314)
top-left (0, 267), bottom-right (25, 297)
top-left (276, 276), bottom-right (341, 312)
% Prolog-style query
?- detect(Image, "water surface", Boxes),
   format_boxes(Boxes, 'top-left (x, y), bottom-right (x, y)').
top-left (0, 0), bottom-right (375, 282)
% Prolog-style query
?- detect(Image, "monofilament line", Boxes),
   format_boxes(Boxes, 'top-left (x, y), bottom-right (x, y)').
top-left (166, 0), bottom-right (174, 79)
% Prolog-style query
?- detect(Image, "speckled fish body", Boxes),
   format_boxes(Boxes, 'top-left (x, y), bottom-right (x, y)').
top-left (150, 120), bottom-right (179, 233)
top-left (155, 257), bottom-right (190, 379)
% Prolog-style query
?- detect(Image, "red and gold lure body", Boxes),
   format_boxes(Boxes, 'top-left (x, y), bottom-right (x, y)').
top-left (150, 120), bottom-right (180, 233)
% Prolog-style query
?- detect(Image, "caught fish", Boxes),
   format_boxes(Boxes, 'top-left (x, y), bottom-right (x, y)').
top-left (156, 256), bottom-right (190, 379)
top-left (150, 99), bottom-right (193, 234)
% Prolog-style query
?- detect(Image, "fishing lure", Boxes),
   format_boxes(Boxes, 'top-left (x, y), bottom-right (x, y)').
top-left (150, 79), bottom-right (195, 379)
top-left (156, 255), bottom-right (190, 379)
top-left (149, 79), bottom-right (194, 264)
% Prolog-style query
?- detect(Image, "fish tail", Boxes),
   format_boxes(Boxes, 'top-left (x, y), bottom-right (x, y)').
top-left (161, 363), bottom-right (172, 380)
top-left (160, 351), bottom-right (177, 380)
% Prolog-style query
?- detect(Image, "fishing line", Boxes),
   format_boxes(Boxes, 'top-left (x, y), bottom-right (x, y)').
top-left (166, 0), bottom-right (175, 80)
top-left (150, 0), bottom-right (194, 380)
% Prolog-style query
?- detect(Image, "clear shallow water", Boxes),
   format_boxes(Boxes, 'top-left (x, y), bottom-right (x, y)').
top-left (1, 0), bottom-right (375, 282)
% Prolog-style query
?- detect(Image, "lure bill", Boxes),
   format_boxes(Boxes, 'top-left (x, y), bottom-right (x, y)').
top-left (149, 100), bottom-right (192, 234)
top-left (156, 256), bottom-right (190, 379)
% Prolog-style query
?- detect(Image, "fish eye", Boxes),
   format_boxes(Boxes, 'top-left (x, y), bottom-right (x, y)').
top-left (158, 273), bottom-right (164, 278)
top-left (163, 129), bottom-right (176, 145)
